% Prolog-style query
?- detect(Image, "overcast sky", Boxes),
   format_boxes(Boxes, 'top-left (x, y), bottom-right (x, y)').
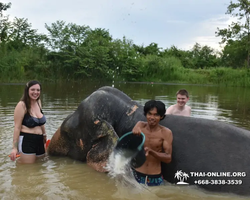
top-left (2, 0), bottom-right (233, 51)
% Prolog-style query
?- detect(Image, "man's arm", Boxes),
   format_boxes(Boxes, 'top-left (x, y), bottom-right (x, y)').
top-left (146, 128), bottom-right (173, 163)
top-left (132, 121), bottom-right (146, 135)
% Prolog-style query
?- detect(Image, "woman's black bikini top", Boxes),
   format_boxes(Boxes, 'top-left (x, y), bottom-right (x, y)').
top-left (22, 103), bottom-right (46, 128)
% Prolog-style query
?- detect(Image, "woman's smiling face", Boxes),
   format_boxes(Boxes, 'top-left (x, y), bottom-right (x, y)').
top-left (28, 84), bottom-right (41, 100)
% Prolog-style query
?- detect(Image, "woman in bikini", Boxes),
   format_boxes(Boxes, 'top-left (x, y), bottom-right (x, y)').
top-left (10, 80), bottom-right (47, 163)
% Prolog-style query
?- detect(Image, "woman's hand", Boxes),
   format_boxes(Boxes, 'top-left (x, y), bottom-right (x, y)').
top-left (10, 148), bottom-right (18, 161)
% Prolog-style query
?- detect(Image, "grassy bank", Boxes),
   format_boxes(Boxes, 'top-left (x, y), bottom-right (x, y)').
top-left (132, 56), bottom-right (250, 87)
top-left (1, 53), bottom-right (250, 87)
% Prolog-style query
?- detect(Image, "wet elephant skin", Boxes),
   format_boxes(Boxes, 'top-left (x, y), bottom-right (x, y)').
top-left (48, 86), bottom-right (250, 196)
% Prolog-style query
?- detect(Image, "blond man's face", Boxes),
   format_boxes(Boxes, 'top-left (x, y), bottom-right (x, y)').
top-left (176, 94), bottom-right (189, 107)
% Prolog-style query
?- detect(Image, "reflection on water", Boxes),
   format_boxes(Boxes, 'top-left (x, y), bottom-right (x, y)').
top-left (1, 81), bottom-right (250, 199)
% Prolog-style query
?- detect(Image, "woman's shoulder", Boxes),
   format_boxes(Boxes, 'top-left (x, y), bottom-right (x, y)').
top-left (16, 101), bottom-right (26, 111)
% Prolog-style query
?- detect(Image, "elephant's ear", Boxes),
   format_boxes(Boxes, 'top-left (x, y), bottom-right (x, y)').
top-left (86, 120), bottom-right (119, 172)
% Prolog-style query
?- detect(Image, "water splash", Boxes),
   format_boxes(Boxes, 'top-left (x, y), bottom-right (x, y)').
top-left (105, 151), bottom-right (161, 199)
top-left (106, 151), bottom-right (147, 191)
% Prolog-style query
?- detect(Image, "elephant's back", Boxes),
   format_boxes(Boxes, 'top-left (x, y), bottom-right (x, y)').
top-left (161, 115), bottom-right (250, 195)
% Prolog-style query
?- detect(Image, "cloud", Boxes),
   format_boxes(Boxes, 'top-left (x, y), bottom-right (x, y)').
top-left (3, 0), bottom-right (232, 51)
top-left (179, 14), bottom-right (235, 50)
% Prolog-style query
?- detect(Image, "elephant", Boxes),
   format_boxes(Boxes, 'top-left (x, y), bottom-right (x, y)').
top-left (48, 86), bottom-right (250, 196)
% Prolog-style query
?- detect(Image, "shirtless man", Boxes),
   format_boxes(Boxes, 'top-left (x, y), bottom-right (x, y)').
top-left (166, 89), bottom-right (191, 116)
top-left (132, 100), bottom-right (173, 186)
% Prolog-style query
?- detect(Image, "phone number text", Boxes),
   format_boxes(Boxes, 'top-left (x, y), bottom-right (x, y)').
top-left (194, 179), bottom-right (243, 185)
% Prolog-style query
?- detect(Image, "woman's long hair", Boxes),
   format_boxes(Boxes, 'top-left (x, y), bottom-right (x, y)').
top-left (20, 80), bottom-right (42, 115)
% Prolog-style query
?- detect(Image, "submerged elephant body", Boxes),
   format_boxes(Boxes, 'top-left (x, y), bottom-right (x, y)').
top-left (48, 86), bottom-right (250, 196)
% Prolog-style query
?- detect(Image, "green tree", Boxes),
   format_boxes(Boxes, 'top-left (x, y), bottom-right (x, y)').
top-left (0, 7), bottom-right (48, 81)
top-left (115, 37), bottom-right (142, 80)
top-left (45, 20), bottom-right (89, 51)
top-left (220, 38), bottom-right (247, 68)
top-left (7, 18), bottom-right (45, 49)
top-left (132, 42), bottom-right (161, 56)
top-left (45, 21), bottom-right (90, 78)
top-left (162, 45), bottom-right (194, 68)
top-left (132, 44), bottom-right (145, 56)
top-left (216, 0), bottom-right (250, 68)
top-left (0, 2), bottom-right (11, 15)
top-left (191, 43), bottom-right (218, 69)
top-left (0, 2), bottom-right (11, 43)
top-left (144, 42), bottom-right (161, 55)
top-left (75, 28), bottom-right (112, 78)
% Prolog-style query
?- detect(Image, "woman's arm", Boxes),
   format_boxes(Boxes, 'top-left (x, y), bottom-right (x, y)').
top-left (41, 125), bottom-right (47, 144)
top-left (10, 101), bottom-right (25, 161)
top-left (40, 99), bottom-right (46, 143)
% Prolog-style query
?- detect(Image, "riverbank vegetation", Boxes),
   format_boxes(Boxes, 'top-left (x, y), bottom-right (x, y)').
top-left (1, 1), bottom-right (250, 87)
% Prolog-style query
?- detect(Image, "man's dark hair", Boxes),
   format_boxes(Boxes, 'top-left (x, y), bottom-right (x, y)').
top-left (176, 89), bottom-right (189, 98)
top-left (144, 100), bottom-right (166, 120)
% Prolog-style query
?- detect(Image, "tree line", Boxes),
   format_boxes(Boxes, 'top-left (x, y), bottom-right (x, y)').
top-left (0, 1), bottom-right (250, 86)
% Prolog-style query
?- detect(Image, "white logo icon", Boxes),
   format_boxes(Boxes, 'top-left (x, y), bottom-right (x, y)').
top-left (174, 170), bottom-right (189, 185)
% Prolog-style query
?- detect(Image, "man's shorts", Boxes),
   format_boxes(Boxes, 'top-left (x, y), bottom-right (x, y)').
top-left (18, 132), bottom-right (45, 156)
top-left (132, 169), bottom-right (164, 186)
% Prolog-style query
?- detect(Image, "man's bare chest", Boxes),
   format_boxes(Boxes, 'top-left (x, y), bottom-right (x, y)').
top-left (144, 135), bottom-right (163, 149)
top-left (172, 109), bottom-right (188, 116)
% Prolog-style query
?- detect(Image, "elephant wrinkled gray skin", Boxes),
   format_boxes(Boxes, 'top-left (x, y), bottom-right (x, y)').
top-left (48, 86), bottom-right (250, 196)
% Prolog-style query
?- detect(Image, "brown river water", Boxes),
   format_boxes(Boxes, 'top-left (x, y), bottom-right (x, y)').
top-left (0, 80), bottom-right (250, 200)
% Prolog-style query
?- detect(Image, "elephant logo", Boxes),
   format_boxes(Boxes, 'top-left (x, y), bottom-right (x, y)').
top-left (174, 170), bottom-right (189, 185)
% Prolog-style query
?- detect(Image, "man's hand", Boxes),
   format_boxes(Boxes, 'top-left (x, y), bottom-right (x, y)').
top-left (144, 147), bottom-right (151, 156)
top-left (132, 127), bottom-right (141, 135)
top-left (132, 123), bottom-right (142, 135)
top-left (132, 121), bottom-right (144, 135)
